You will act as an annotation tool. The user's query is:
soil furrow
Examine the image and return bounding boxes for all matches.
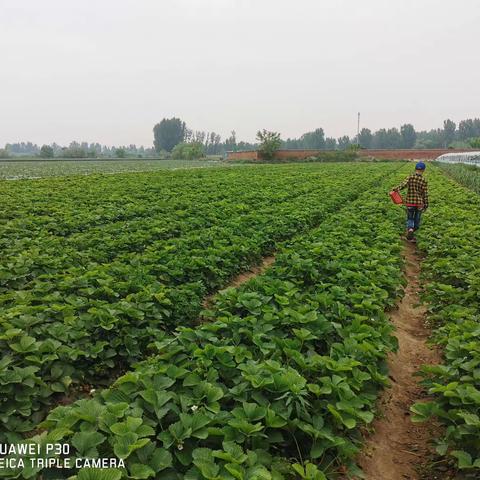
[355,241,441,480]
[202,256,276,309]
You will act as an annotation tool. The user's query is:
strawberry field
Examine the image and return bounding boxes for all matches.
[1,162,479,479]
[411,169,480,473]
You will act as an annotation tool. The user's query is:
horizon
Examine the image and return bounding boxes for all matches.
[3,116,479,150]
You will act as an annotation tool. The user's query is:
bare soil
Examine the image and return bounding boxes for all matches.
[355,241,441,480]
[202,256,275,309]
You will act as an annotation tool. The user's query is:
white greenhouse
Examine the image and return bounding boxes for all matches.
[436,151,480,165]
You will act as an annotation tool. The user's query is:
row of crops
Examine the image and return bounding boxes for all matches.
[0,164,402,442]
[0,160,223,180]
[411,169,480,472]
[0,163,410,479]
[3,161,479,479]
[436,161,480,195]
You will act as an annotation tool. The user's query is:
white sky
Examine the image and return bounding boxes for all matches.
[1,0,479,146]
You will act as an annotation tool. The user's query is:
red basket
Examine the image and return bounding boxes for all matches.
[389,190,403,205]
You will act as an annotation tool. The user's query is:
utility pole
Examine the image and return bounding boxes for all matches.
[357,112,360,147]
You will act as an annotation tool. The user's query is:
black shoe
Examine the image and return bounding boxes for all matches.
[406,229,414,240]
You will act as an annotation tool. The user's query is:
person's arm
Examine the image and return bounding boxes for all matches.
[393,176,409,191]
[423,179,429,210]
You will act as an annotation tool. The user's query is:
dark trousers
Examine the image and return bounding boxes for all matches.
[406,206,422,230]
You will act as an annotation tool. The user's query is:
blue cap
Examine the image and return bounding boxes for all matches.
[415,161,426,170]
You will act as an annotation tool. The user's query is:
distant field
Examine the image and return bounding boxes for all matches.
[0,158,224,179]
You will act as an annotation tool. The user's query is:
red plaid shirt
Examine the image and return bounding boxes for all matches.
[394,173,429,208]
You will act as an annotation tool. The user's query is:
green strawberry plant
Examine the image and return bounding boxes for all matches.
[9,166,411,479]
[411,167,480,472]
[0,163,402,439]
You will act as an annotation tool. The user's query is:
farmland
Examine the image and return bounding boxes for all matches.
[436,161,480,195]
[411,170,480,471]
[0,161,479,479]
[0,159,223,180]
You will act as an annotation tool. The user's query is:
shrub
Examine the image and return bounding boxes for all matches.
[256,130,281,160]
[63,147,87,158]
[39,145,54,158]
[171,142,205,160]
[115,148,127,158]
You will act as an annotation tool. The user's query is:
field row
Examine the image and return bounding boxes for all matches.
[1,166,380,276]
[435,162,480,195]
[411,167,480,472]
[0,163,402,442]
[0,159,223,180]
[3,165,410,479]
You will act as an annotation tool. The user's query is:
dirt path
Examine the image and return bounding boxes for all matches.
[356,241,441,480]
[203,256,275,309]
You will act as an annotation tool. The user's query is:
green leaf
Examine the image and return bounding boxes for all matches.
[458,412,480,426]
[310,442,324,459]
[113,433,149,459]
[410,402,436,422]
[192,448,220,479]
[225,463,245,480]
[149,447,173,472]
[451,450,473,469]
[76,469,122,480]
[129,463,156,479]
[342,417,356,429]
[72,431,105,456]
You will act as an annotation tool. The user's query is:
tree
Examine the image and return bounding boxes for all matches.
[474,118,480,137]
[63,147,86,158]
[205,132,222,155]
[358,128,373,149]
[153,118,186,152]
[325,137,337,150]
[415,129,443,148]
[115,148,126,158]
[442,119,456,147]
[301,128,325,150]
[469,137,480,148]
[0,148,9,159]
[237,140,256,151]
[39,145,54,158]
[386,128,403,149]
[5,142,38,155]
[282,137,300,149]
[224,131,237,152]
[458,119,475,140]
[171,142,205,160]
[400,124,416,148]
[337,135,351,150]
[256,129,281,160]
[190,131,206,144]
[372,129,388,148]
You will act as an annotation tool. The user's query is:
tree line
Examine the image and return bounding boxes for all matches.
[0,142,157,159]
[1,117,479,159]
[282,119,480,151]
[152,118,251,157]
[152,117,480,158]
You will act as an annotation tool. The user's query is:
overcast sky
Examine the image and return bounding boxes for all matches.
[1,0,479,147]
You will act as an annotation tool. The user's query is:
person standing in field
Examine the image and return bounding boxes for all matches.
[392,161,428,242]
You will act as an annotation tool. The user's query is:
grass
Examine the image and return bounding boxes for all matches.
[435,162,480,194]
